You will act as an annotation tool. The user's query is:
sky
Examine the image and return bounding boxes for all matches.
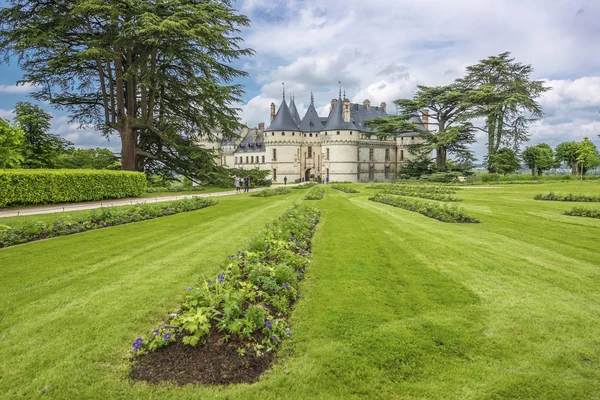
[0,0,599,161]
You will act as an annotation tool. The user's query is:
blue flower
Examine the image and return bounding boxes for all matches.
[265,319,272,328]
[153,330,159,336]
[164,333,172,340]
[284,283,290,291]
[207,280,214,285]
[187,287,192,291]
[218,273,225,283]
[271,335,277,341]
[132,337,143,351]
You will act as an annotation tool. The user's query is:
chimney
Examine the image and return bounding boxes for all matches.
[258,122,265,131]
[380,102,387,113]
[331,98,337,111]
[421,110,429,130]
[270,102,276,122]
[343,97,351,123]
[363,99,370,110]
[253,127,258,140]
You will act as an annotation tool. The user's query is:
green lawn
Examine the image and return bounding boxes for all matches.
[1,182,599,399]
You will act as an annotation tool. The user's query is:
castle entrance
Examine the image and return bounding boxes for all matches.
[305,168,312,181]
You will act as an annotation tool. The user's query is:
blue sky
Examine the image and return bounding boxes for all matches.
[1,0,599,159]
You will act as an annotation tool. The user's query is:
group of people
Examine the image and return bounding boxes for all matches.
[234,175,250,193]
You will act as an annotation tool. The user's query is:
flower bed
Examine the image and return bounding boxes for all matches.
[249,187,292,197]
[291,183,317,190]
[331,184,360,193]
[534,192,600,202]
[380,187,461,202]
[369,193,478,223]
[0,197,217,248]
[563,207,600,219]
[366,183,458,194]
[303,187,325,200]
[130,205,320,385]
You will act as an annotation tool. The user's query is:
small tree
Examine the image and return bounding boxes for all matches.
[555,141,579,175]
[576,138,600,178]
[0,118,25,168]
[522,143,555,176]
[487,147,520,175]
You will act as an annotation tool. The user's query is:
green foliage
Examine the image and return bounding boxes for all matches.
[0,169,147,207]
[331,184,360,193]
[487,148,521,175]
[576,138,600,177]
[564,206,600,219]
[211,168,271,188]
[397,155,434,179]
[0,118,25,168]
[250,187,292,197]
[303,187,325,200]
[56,148,119,170]
[370,193,478,223]
[0,197,217,248]
[291,183,317,190]
[380,186,461,202]
[522,143,556,175]
[133,205,320,356]
[555,141,580,174]
[535,192,600,202]
[420,171,464,183]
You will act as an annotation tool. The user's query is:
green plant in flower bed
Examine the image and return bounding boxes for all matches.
[563,207,600,219]
[146,186,207,193]
[250,187,292,197]
[303,187,325,200]
[0,197,217,248]
[380,187,461,202]
[131,205,320,357]
[291,182,317,190]
[366,183,459,194]
[534,192,600,202]
[369,193,478,223]
[331,184,360,193]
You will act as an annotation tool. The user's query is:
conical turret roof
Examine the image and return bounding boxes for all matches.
[266,98,300,131]
[299,94,323,132]
[289,96,301,126]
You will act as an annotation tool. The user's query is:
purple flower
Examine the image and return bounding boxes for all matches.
[153,330,160,336]
[284,283,290,291]
[164,333,172,340]
[285,327,291,337]
[218,273,225,283]
[132,337,143,351]
[207,280,214,285]
[187,287,192,291]
[271,335,277,341]
[265,319,272,329]
[296,293,300,300]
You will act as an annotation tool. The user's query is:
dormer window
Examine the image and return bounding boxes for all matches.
[292,132,295,136]
[337,131,340,135]
[282,132,285,136]
[272,132,275,136]
[310,133,313,137]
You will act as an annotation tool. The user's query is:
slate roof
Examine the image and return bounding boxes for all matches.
[289,97,302,126]
[265,99,300,131]
[236,128,265,153]
[299,97,324,132]
[349,103,388,133]
[322,96,357,131]
[396,114,427,136]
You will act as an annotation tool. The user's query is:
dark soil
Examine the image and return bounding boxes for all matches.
[129,331,274,386]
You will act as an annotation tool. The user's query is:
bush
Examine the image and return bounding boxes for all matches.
[303,187,324,200]
[0,169,147,207]
[0,197,217,248]
[250,187,291,197]
[146,185,206,194]
[369,193,478,223]
[564,207,600,219]
[380,186,461,202]
[291,183,317,190]
[534,192,600,202]
[331,184,360,193]
[131,205,320,357]
[420,171,463,183]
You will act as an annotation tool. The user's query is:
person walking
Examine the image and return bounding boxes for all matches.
[244,175,249,192]
[234,176,241,193]
[284,176,287,186]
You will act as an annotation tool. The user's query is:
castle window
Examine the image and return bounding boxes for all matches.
[325,132,327,135]
[350,131,352,135]
[326,148,330,160]
[411,136,414,140]
[368,165,375,181]
[272,149,277,161]
[262,155,265,163]
[385,149,390,162]
[310,133,313,137]
[337,131,340,135]
[292,132,295,136]
[400,137,404,141]
[272,132,275,136]
[400,150,404,160]
[308,146,313,158]
[273,169,277,181]
[282,132,285,136]
[246,156,249,163]
[251,156,254,163]
[369,148,374,161]
[316,133,319,137]
[385,166,390,179]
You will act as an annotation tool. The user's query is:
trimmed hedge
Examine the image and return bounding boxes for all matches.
[250,187,292,197]
[291,183,317,190]
[564,207,600,219]
[303,187,324,200]
[381,187,461,202]
[331,184,360,193]
[534,192,600,202]
[0,197,217,248]
[369,193,478,223]
[0,169,147,208]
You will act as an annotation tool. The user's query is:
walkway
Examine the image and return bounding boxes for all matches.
[0,185,297,218]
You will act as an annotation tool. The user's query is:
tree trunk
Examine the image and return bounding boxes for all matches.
[120,125,136,170]
[571,161,578,175]
[436,148,447,170]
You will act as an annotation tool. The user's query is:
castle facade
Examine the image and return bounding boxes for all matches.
[203,90,428,183]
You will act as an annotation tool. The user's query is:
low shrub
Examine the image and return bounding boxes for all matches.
[0,169,147,208]
[380,187,461,202]
[303,187,324,200]
[131,205,320,358]
[366,183,459,194]
[563,207,600,219]
[534,192,600,202]
[420,171,463,183]
[291,183,317,190]
[250,187,292,197]
[331,184,360,193]
[0,197,217,248]
[146,186,207,194]
[369,193,478,223]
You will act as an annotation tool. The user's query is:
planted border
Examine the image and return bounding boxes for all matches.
[381,187,461,202]
[369,193,478,223]
[0,197,217,248]
[130,205,320,385]
[331,184,360,194]
[303,187,324,200]
[250,187,292,197]
[366,183,459,194]
[291,183,317,190]
[535,192,600,202]
[563,207,600,219]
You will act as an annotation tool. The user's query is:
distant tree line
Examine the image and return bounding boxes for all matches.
[0,102,119,170]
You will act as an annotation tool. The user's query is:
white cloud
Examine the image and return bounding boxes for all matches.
[0,108,14,120]
[0,83,38,94]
